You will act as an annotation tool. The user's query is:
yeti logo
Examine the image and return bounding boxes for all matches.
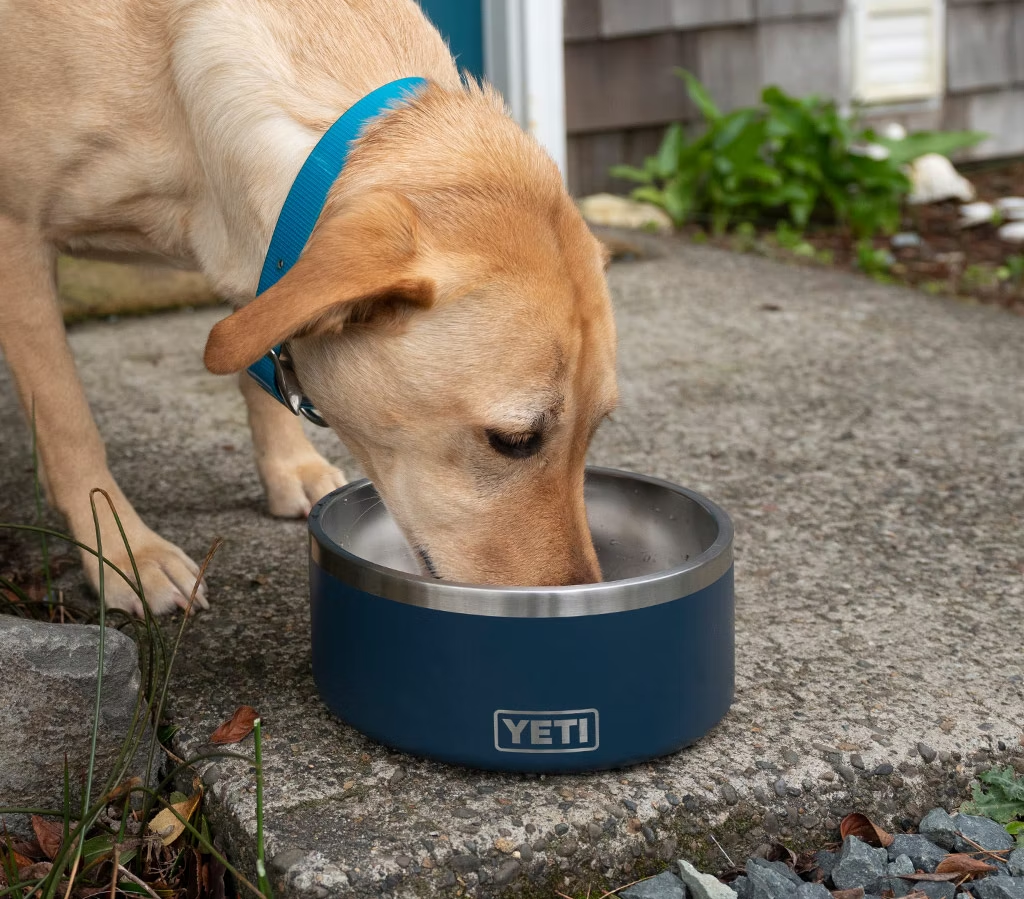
[493,709,599,753]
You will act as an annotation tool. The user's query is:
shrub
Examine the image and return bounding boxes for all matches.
[611,70,984,238]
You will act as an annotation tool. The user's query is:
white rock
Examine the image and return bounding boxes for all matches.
[881,122,907,141]
[578,193,673,234]
[908,153,976,204]
[997,221,1024,243]
[995,196,1024,220]
[677,859,737,899]
[958,201,995,228]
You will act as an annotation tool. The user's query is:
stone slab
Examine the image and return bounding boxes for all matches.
[1,237,1023,897]
[0,618,156,835]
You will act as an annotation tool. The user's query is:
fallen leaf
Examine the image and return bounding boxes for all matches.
[753,842,798,867]
[30,817,62,860]
[832,889,865,899]
[210,706,258,745]
[107,777,142,801]
[840,813,894,848]
[16,861,52,880]
[148,790,202,847]
[934,855,997,877]
[837,742,861,751]
[3,846,34,869]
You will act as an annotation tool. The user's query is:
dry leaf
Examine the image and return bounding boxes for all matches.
[30,817,62,860]
[148,790,202,847]
[17,861,52,880]
[3,846,34,869]
[934,855,997,877]
[840,812,894,848]
[107,777,142,801]
[837,742,861,751]
[832,889,865,899]
[210,706,258,745]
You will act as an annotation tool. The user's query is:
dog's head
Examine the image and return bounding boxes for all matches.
[204,90,617,586]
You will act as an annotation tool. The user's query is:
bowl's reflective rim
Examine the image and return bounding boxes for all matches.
[308,466,734,618]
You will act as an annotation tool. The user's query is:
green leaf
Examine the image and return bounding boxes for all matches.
[676,69,720,121]
[609,164,654,185]
[879,130,987,166]
[655,123,685,179]
[978,766,1024,801]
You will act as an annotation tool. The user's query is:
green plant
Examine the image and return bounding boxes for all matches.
[1001,254,1024,285]
[611,71,985,238]
[855,239,895,279]
[961,766,1024,835]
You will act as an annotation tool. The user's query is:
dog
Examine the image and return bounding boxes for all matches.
[0,0,618,616]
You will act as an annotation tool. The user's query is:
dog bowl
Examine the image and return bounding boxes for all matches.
[308,467,734,772]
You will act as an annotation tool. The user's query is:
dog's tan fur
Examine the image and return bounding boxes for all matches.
[0,0,617,613]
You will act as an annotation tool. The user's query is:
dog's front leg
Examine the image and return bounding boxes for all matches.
[238,373,347,517]
[0,217,207,616]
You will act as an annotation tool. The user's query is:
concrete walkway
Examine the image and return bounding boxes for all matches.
[1,238,1022,898]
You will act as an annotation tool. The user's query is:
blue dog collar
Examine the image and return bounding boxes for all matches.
[246,76,428,425]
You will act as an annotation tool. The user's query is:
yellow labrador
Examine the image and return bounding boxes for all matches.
[0,0,618,616]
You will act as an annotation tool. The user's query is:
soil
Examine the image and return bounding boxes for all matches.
[682,159,1024,314]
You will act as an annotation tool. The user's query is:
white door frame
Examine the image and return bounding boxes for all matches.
[483,0,567,181]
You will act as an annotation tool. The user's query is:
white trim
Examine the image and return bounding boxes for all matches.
[483,0,567,180]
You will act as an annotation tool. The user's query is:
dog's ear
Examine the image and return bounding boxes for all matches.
[203,192,434,374]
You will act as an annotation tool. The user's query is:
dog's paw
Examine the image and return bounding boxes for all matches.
[260,453,348,518]
[82,531,208,618]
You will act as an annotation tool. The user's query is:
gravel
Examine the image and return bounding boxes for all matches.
[973,878,1024,899]
[920,807,959,850]
[889,855,915,876]
[677,859,738,899]
[887,834,948,872]
[620,871,687,899]
[953,813,1017,852]
[915,882,956,899]
[1010,848,1024,877]
[831,836,889,891]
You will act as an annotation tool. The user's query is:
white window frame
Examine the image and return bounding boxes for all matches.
[483,0,567,180]
[848,0,946,105]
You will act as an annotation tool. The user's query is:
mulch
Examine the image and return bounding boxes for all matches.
[681,159,1024,315]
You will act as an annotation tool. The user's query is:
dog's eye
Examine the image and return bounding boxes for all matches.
[486,429,543,459]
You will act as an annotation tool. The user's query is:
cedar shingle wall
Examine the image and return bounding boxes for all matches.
[564,0,1024,196]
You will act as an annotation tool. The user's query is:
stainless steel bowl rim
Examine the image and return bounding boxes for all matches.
[308,466,734,618]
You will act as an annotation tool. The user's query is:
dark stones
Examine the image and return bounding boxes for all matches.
[796,885,831,899]
[493,860,520,886]
[889,855,914,877]
[449,855,480,874]
[887,834,946,873]
[721,785,739,805]
[873,763,894,776]
[739,857,803,899]
[953,814,1016,853]
[919,808,957,850]
[620,871,686,899]
[914,882,955,899]
[1009,848,1024,877]
[973,877,1024,899]
[555,823,570,836]
[831,836,889,891]
[916,742,937,763]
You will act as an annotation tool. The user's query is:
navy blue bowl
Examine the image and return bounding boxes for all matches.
[308,467,734,772]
